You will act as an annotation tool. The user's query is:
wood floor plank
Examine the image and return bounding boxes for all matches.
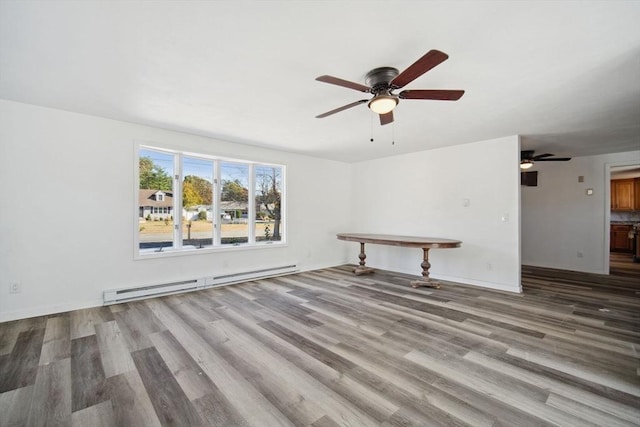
[70,400,115,427]
[27,358,71,427]
[545,392,638,427]
[70,334,108,412]
[148,329,217,401]
[69,307,113,340]
[39,315,70,366]
[106,370,161,427]
[0,317,46,356]
[191,392,250,427]
[259,320,357,373]
[94,320,135,378]
[112,304,166,352]
[310,414,341,427]
[131,346,204,426]
[0,385,34,427]
[0,328,45,393]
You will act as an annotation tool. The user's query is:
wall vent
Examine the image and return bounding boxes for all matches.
[103,264,298,305]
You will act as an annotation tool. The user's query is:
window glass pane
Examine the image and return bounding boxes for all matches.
[255,165,283,242]
[139,149,175,252]
[182,157,214,249]
[220,162,249,245]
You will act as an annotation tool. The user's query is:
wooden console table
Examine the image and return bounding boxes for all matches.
[337,233,462,288]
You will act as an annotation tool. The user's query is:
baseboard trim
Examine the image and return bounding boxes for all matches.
[431,273,522,293]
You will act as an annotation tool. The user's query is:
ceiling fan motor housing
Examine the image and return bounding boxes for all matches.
[365,67,399,94]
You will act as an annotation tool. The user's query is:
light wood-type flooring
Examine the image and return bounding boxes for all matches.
[1,265,639,426]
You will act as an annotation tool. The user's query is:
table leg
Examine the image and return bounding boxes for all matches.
[410,248,441,288]
[354,242,374,276]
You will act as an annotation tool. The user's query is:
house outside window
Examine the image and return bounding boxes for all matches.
[136,144,285,257]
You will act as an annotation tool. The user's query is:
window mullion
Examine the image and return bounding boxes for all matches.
[248,163,256,244]
[213,160,221,246]
[174,152,183,249]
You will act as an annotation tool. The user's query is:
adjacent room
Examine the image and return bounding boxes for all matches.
[1,1,639,426]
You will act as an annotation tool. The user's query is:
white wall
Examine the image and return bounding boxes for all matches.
[0,100,353,321]
[350,136,522,293]
[522,150,640,274]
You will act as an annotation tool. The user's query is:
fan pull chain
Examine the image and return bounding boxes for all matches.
[370,112,374,142]
[392,120,396,145]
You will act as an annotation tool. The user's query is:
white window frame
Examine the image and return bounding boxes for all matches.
[134,142,286,259]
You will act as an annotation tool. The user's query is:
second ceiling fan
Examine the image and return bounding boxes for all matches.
[315,49,465,126]
[520,150,571,169]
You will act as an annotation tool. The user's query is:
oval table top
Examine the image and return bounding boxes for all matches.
[336,233,461,249]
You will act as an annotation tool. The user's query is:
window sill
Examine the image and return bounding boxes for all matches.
[134,241,287,260]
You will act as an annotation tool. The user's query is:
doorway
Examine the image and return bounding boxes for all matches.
[606,163,640,277]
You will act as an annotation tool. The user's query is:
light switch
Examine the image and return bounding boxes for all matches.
[463,198,470,207]
[586,188,593,196]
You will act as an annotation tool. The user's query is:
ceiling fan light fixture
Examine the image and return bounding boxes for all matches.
[368,95,398,115]
[520,160,534,170]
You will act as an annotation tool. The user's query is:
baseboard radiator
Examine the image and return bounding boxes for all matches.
[103,264,298,305]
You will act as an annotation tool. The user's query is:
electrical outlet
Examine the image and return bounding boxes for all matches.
[486,263,493,271]
[577,251,584,258]
[9,282,21,294]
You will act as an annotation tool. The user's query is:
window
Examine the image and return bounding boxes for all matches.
[255,165,283,243]
[136,145,285,257]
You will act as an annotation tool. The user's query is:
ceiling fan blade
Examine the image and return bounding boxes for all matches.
[390,50,449,89]
[315,75,370,92]
[316,100,368,118]
[536,157,571,161]
[521,150,535,160]
[399,89,465,101]
[532,153,554,160]
[379,111,394,126]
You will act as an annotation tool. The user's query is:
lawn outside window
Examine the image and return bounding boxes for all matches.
[135,143,285,258]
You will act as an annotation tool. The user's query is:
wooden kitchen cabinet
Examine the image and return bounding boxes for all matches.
[635,178,640,210]
[611,179,635,211]
[610,224,633,252]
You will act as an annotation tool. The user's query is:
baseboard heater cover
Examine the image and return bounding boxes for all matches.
[207,264,298,286]
[103,279,202,305]
[103,264,298,305]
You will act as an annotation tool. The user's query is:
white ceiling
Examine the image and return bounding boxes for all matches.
[1,1,639,162]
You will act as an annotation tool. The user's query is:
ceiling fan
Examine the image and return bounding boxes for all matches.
[315,49,465,126]
[520,150,571,169]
